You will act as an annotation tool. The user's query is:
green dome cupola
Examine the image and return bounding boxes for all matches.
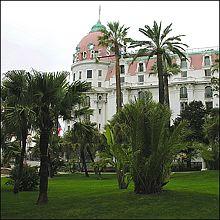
[90,5,105,33]
[90,20,105,33]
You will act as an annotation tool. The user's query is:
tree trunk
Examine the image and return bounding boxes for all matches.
[80,147,89,177]
[115,47,122,112]
[37,130,50,205]
[157,53,164,105]
[163,73,170,108]
[13,128,28,194]
[86,146,99,176]
[116,169,128,189]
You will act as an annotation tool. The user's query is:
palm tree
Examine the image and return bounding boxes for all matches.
[29,70,90,204]
[130,21,188,104]
[98,21,131,112]
[150,60,180,107]
[112,91,188,194]
[1,70,34,193]
[71,120,98,177]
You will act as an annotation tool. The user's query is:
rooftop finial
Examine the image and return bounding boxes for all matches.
[98,5,101,22]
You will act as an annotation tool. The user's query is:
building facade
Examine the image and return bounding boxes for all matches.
[63,20,219,133]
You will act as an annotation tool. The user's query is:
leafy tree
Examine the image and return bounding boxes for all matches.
[98,21,131,112]
[203,109,219,169]
[173,101,207,167]
[130,21,188,105]
[112,91,188,194]
[28,70,90,204]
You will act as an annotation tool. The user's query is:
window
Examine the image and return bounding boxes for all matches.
[98,70,102,77]
[204,56,210,66]
[205,69,211,77]
[73,73,76,81]
[180,58,187,69]
[138,75,144,83]
[120,77,125,83]
[87,70,92,78]
[120,65,125,74]
[180,86,188,98]
[181,71,187,77]
[98,124,101,130]
[138,91,145,100]
[99,109,101,114]
[205,86,213,98]
[180,102,188,112]
[205,101,213,110]
[138,63,144,72]
[98,95,102,101]
[98,82,102,87]
[79,71,82,79]
[83,96,90,107]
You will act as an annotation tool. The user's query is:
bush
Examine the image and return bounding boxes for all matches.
[59,160,77,173]
[6,165,39,191]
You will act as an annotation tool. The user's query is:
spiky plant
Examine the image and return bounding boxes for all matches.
[112,91,188,194]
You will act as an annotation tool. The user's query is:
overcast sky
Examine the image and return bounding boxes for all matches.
[1,1,219,74]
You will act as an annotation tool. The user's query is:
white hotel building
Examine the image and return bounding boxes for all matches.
[62,20,219,133]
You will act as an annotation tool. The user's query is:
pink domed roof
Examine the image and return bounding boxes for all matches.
[76,30,109,61]
[78,31,104,52]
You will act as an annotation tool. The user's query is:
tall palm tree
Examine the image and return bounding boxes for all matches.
[1,70,34,193]
[29,70,90,204]
[150,60,180,107]
[130,21,188,104]
[98,21,131,112]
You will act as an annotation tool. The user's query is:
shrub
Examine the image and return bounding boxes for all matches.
[6,165,39,191]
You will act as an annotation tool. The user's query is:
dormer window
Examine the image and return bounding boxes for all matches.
[204,56,211,66]
[138,63,144,72]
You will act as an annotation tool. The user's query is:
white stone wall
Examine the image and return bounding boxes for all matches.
[68,53,219,132]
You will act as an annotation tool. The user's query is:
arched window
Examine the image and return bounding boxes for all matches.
[138,91,145,100]
[205,86,213,98]
[180,86,187,98]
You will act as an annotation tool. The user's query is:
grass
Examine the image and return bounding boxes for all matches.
[1,170,219,219]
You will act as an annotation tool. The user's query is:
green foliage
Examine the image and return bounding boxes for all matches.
[6,165,39,191]
[112,91,188,194]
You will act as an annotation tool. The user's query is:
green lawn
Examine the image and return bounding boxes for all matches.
[1,171,219,219]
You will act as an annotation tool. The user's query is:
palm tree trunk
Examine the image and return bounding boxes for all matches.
[13,128,28,194]
[37,129,50,205]
[87,146,99,177]
[163,73,170,108]
[157,53,165,104]
[115,47,122,112]
[80,147,89,177]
